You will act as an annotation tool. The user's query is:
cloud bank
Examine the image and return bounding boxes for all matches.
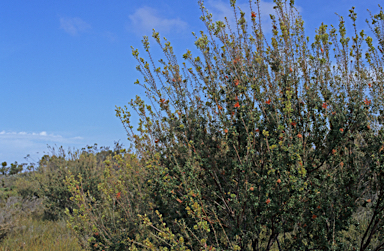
[0,130,84,165]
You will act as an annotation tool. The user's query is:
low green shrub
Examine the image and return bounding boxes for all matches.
[65,149,154,250]
[28,144,117,220]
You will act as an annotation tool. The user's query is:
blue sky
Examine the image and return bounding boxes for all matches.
[1,0,382,166]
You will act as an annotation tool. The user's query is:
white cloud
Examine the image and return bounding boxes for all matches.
[60,17,91,36]
[0,130,84,165]
[127,6,188,37]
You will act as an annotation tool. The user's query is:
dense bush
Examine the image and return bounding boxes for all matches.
[65,148,154,250]
[67,0,384,250]
[11,144,119,221]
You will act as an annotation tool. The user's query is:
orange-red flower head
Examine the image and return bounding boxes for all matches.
[235,79,239,86]
[266,99,271,105]
[116,192,121,200]
[251,12,256,18]
[297,134,303,138]
[266,198,271,204]
[322,103,327,109]
[224,129,228,133]
[364,98,371,106]
[340,128,344,132]
[277,179,281,183]
[234,102,240,108]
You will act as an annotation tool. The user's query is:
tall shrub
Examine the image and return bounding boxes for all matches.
[71,0,384,250]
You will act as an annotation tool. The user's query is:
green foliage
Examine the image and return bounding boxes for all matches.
[8,162,24,176]
[117,0,384,250]
[0,161,24,176]
[65,149,154,250]
[0,162,8,176]
[32,144,115,220]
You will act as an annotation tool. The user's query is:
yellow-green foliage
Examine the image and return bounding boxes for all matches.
[65,150,155,250]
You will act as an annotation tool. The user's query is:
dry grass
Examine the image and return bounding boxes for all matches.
[0,217,82,251]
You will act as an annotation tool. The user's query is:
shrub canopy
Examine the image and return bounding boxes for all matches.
[69,0,384,250]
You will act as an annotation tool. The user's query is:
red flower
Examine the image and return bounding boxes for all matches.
[340,162,344,167]
[155,139,159,143]
[297,134,303,138]
[367,199,372,203]
[266,198,271,204]
[224,129,228,133]
[289,67,293,72]
[218,105,223,110]
[368,83,372,88]
[340,128,344,132]
[251,12,256,18]
[116,192,121,200]
[176,198,183,203]
[312,214,317,219]
[332,149,337,155]
[235,79,239,86]
[291,122,297,127]
[364,98,371,105]
[255,129,260,132]
[277,179,281,183]
[250,187,254,191]
[266,99,271,105]
[322,103,327,109]
[321,48,324,53]
[234,102,240,108]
